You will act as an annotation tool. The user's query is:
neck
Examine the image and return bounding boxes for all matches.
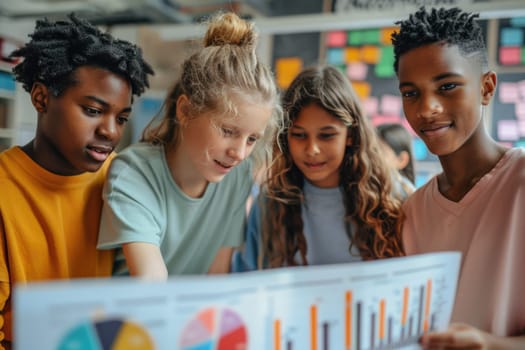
[165,142,208,198]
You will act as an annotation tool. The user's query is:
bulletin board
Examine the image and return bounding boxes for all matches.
[491,72,525,148]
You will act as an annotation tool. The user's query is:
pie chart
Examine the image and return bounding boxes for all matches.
[58,318,154,350]
[179,307,248,350]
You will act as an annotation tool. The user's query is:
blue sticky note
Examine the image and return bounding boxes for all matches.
[510,17,525,28]
[326,48,345,65]
[413,138,429,161]
[501,28,523,46]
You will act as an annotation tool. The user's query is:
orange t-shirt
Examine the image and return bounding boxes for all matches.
[0,147,114,348]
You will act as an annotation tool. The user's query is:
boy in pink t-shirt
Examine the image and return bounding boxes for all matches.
[392,6,525,349]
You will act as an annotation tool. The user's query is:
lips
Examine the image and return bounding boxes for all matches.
[420,123,453,137]
[86,145,113,162]
[304,161,326,169]
[215,160,234,169]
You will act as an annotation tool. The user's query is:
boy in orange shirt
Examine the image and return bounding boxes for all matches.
[0,14,153,349]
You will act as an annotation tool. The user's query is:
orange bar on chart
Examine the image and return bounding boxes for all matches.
[402,287,409,326]
[274,319,281,350]
[345,291,352,350]
[311,305,317,350]
[379,299,386,340]
[423,280,432,332]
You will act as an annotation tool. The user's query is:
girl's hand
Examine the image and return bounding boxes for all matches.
[420,323,488,349]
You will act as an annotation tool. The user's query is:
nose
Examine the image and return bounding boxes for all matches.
[305,139,320,156]
[227,140,248,161]
[417,93,443,119]
[96,115,120,141]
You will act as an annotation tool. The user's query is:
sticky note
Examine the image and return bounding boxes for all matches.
[351,81,371,99]
[362,96,378,116]
[362,29,380,45]
[371,115,402,126]
[327,31,347,47]
[275,57,303,90]
[360,45,380,64]
[510,17,525,27]
[327,48,345,64]
[497,119,519,141]
[501,28,524,46]
[346,62,368,80]
[499,82,519,103]
[519,120,525,136]
[344,47,360,63]
[381,94,403,116]
[499,47,521,65]
[348,31,364,46]
[381,27,397,45]
[375,62,395,78]
[515,102,525,119]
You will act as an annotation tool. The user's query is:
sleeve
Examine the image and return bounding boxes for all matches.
[0,215,10,350]
[97,156,163,249]
[231,197,263,272]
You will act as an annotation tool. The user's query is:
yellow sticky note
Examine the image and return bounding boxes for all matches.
[360,45,381,64]
[345,47,360,63]
[381,27,398,45]
[276,57,303,89]
[351,81,371,99]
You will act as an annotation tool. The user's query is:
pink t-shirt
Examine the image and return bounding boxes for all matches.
[403,147,525,336]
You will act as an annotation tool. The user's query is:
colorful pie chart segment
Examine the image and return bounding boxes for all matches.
[58,318,154,350]
[179,307,248,350]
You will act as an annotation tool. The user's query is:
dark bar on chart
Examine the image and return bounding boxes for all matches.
[408,315,413,338]
[371,312,376,350]
[430,313,436,332]
[323,322,329,350]
[418,285,424,335]
[388,317,392,345]
[356,302,362,350]
[287,340,292,350]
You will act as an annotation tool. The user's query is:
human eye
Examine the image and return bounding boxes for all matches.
[289,131,306,139]
[247,135,259,146]
[319,133,337,140]
[117,115,130,125]
[221,126,235,137]
[400,89,417,98]
[439,82,458,91]
[82,106,102,117]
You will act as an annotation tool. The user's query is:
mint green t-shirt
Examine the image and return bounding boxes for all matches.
[97,142,253,275]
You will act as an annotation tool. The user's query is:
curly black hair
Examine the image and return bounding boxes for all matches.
[391,7,487,73]
[10,13,154,97]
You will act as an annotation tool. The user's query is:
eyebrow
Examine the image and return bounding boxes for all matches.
[399,72,463,89]
[291,125,339,131]
[85,95,132,113]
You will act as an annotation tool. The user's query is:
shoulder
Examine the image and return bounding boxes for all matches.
[402,176,435,214]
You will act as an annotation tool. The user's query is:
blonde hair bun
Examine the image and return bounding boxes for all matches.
[204,12,256,49]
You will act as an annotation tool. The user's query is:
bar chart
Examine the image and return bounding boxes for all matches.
[268,263,454,350]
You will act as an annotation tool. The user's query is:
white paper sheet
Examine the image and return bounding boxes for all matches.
[14,251,461,350]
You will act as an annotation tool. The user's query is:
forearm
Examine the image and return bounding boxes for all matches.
[122,242,168,281]
[487,334,525,350]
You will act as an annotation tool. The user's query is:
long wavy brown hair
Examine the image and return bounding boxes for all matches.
[260,65,404,268]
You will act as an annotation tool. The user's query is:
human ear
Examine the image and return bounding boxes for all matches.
[30,82,49,113]
[175,94,191,127]
[396,150,410,170]
[481,71,497,106]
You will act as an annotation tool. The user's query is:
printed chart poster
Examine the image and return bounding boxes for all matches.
[15,252,460,350]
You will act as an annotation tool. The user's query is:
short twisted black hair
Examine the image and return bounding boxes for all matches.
[391,7,487,73]
[10,13,154,97]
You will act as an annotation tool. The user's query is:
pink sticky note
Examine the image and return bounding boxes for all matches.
[362,97,378,117]
[515,102,525,119]
[380,94,402,116]
[519,120,525,136]
[346,62,368,81]
[499,82,519,103]
[499,47,521,65]
[371,115,402,126]
[327,31,346,47]
[518,80,525,99]
[497,119,519,141]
